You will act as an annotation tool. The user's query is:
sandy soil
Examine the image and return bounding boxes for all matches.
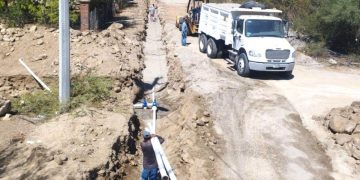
[0,0,147,179]
[0,109,130,179]
[264,65,360,179]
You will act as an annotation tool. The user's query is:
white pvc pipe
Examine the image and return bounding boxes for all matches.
[152,137,169,180]
[146,88,177,179]
[19,59,51,92]
[133,103,144,109]
[152,106,157,133]
[151,89,157,134]
[152,138,177,180]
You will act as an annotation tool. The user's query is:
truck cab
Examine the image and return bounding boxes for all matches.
[198,3,295,77]
[233,15,295,76]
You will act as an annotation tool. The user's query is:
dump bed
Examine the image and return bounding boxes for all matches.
[198,3,282,45]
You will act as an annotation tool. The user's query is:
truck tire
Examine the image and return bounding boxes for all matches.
[199,34,207,53]
[207,38,218,58]
[235,53,250,77]
[216,40,225,58]
[283,70,293,78]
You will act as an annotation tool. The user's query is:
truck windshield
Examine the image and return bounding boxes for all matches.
[245,19,284,37]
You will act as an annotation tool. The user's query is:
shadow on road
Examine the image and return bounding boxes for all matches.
[250,71,294,80]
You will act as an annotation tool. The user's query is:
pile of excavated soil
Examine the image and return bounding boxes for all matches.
[157,92,221,180]
[0,23,146,99]
[0,23,143,76]
[0,76,55,99]
[0,24,144,77]
[321,101,360,172]
[0,0,149,179]
[0,109,138,179]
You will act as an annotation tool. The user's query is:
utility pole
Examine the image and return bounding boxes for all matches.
[59,0,70,108]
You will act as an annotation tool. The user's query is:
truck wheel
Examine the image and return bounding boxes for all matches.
[283,70,293,78]
[216,41,225,58]
[199,34,207,53]
[235,53,250,77]
[207,38,218,58]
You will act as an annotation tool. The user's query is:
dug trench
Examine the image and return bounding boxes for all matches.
[122,1,221,178]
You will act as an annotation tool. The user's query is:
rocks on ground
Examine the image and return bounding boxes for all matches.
[0,109,135,179]
[322,101,360,163]
[0,97,11,117]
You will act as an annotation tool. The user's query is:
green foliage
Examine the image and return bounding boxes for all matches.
[12,76,112,117]
[303,42,327,57]
[314,0,360,53]
[0,0,78,27]
[70,76,112,108]
[13,89,59,117]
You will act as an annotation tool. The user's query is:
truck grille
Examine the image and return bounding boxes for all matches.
[266,49,290,59]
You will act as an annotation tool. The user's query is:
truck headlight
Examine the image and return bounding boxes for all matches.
[249,50,262,57]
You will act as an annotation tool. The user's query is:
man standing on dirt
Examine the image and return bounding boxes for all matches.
[141,130,165,180]
[181,16,188,46]
[149,4,156,22]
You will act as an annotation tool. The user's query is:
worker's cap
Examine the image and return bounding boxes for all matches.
[143,131,151,139]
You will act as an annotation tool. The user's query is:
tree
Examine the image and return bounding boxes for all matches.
[0,0,78,27]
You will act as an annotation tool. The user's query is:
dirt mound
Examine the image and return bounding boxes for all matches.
[322,102,360,164]
[0,0,148,179]
[0,108,139,179]
[157,92,220,179]
[0,23,144,77]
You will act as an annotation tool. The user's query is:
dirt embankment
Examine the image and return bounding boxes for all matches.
[0,109,136,179]
[0,0,149,179]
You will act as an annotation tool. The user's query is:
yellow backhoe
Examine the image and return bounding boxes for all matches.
[176,0,209,35]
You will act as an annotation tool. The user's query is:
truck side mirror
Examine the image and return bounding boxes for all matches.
[283,20,289,37]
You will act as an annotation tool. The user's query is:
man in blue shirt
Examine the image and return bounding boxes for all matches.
[181,17,188,46]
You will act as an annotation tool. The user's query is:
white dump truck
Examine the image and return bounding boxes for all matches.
[198,2,295,77]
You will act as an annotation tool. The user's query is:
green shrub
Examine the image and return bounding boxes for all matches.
[12,76,112,117]
[303,42,328,57]
[12,89,59,117]
[348,54,360,63]
[0,0,78,27]
[70,76,112,109]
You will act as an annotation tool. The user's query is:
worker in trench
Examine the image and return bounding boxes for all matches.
[148,3,157,22]
[141,130,165,180]
[181,16,189,46]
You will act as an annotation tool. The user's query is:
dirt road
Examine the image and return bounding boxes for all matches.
[158,0,360,179]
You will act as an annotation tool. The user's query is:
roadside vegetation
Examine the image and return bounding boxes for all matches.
[12,76,112,118]
[216,0,360,56]
[0,0,78,26]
